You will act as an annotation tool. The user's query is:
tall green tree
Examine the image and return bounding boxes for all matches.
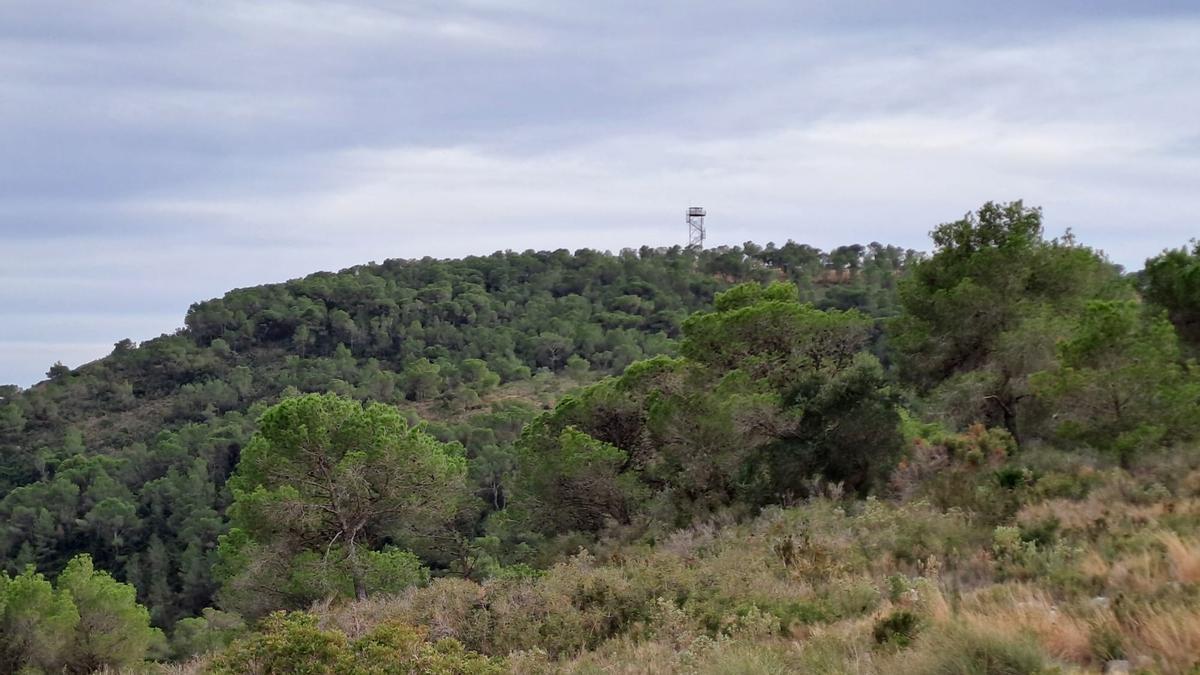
[1142,241,1200,351]
[1031,301,1200,463]
[58,554,162,672]
[0,387,25,436]
[218,394,467,615]
[0,565,78,672]
[890,201,1126,438]
[0,554,158,673]
[681,282,902,498]
[513,424,633,534]
[510,282,902,536]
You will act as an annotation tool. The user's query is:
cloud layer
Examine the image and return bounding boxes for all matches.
[2,1,1198,386]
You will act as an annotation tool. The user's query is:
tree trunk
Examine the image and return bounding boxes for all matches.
[346,533,368,601]
[985,391,1021,445]
[1001,398,1020,445]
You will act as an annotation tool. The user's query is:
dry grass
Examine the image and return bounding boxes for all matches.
[957,584,1093,664]
[1125,605,1200,674]
[1159,532,1200,584]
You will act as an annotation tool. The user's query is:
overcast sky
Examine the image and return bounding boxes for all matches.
[2,1,1198,387]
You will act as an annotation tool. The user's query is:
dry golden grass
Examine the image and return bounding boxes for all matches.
[1159,532,1200,584]
[957,584,1093,664]
[1018,496,1108,532]
[1181,468,1200,496]
[1078,549,1110,578]
[1107,549,1172,595]
[1126,605,1200,674]
[1019,489,1200,534]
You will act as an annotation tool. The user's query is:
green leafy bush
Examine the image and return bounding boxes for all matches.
[874,610,922,648]
[211,611,349,674]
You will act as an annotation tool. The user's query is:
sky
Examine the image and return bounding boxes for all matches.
[2,1,1198,388]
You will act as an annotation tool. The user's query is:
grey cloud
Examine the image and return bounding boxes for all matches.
[1,1,1198,386]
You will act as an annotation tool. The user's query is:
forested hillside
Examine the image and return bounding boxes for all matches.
[0,242,913,633]
[1,204,1198,673]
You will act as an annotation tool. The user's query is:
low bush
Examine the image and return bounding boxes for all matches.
[896,624,1048,675]
[873,610,922,648]
[211,611,503,675]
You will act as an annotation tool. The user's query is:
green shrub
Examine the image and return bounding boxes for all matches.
[994,466,1034,491]
[362,548,431,595]
[346,621,504,674]
[873,610,922,648]
[170,608,246,660]
[212,611,347,674]
[1018,517,1060,549]
[766,600,833,629]
[1033,470,1100,500]
[212,611,503,674]
[825,578,882,618]
[902,624,1048,675]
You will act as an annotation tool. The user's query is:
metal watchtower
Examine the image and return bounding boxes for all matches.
[687,206,706,248]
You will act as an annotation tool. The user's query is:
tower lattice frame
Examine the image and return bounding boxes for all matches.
[686,206,706,248]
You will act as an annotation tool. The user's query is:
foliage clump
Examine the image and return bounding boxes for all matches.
[218,393,464,616]
[0,553,162,673]
[212,611,504,674]
[873,609,922,647]
[508,281,903,539]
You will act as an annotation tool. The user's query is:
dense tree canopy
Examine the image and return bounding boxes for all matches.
[889,201,1128,438]
[0,553,159,673]
[1032,300,1200,462]
[218,394,466,615]
[508,282,903,540]
[1142,241,1200,352]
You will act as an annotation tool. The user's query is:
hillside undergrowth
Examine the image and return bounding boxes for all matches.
[185,441,1200,674]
